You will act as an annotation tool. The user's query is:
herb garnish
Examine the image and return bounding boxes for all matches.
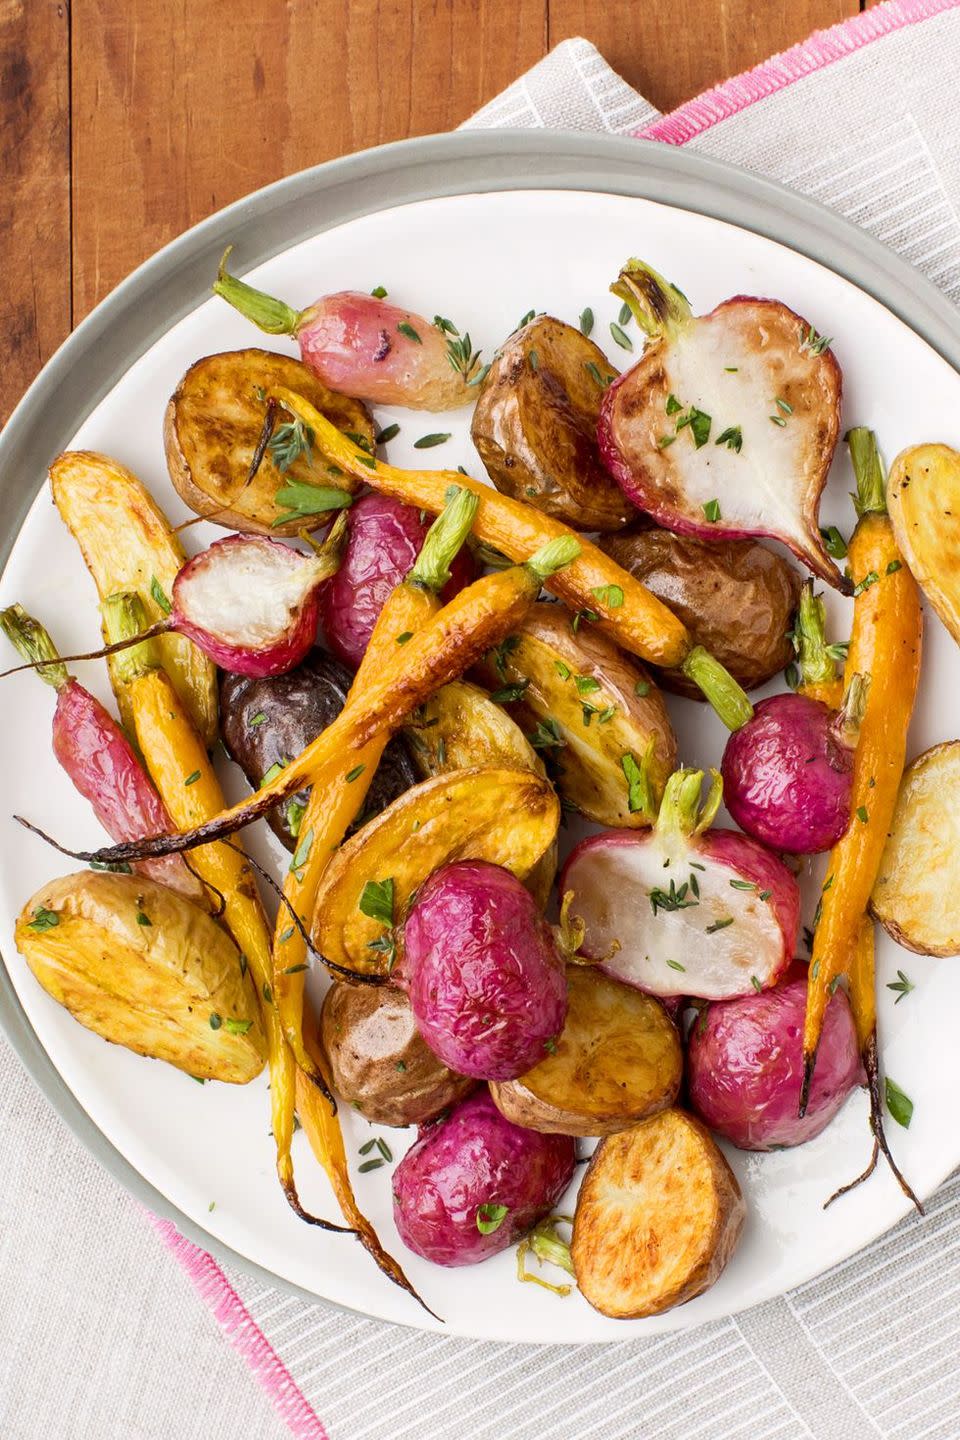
[574,675,601,696]
[657,435,676,449]
[591,584,624,609]
[853,571,880,596]
[677,407,711,447]
[884,1077,913,1129]
[887,969,914,1004]
[665,393,682,415]
[571,607,599,634]
[516,309,536,330]
[268,416,313,472]
[371,285,388,298]
[579,307,594,336]
[554,660,571,680]
[249,711,266,727]
[702,499,721,523]
[621,753,651,816]
[820,525,848,558]
[649,879,698,916]
[150,576,172,615]
[476,1203,508,1235]
[489,634,519,682]
[397,321,421,344]
[260,760,287,788]
[609,322,633,352]
[359,878,395,928]
[529,718,565,750]
[585,361,615,389]
[705,916,734,934]
[183,770,201,786]
[395,631,413,646]
[345,765,365,783]
[489,680,530,704]
[855,806,869,824]
[413,433,452,449]
[27,907,59,932]
[634,679,650,697]
[271,479,352,527]
[770,414,787,427]
[136,911,151,927]
[225,1017,254,1035]
[375,422,400,445]
[290,827,314,873]
[730,879,757,892]
[800,325,832,356]
[209,1013,222,1030]
[774,396,793,415]
[751,976,762,993]
[715,426,743,453]
[358,1158,384,1174]
[886,559,902,575]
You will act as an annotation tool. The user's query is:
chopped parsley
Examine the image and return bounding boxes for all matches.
[359,878,395,928]
[397,321,421,344]
[476,1203,508,1235]
[715,426,742,453]
[702,498,721,523]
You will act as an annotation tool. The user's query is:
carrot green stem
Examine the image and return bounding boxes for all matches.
[213,246,303,337]
[681,646,754,730]
[409,486,480,593]
[609,259,693,340]
[0,605,68,690]
[847,427,887,518]
[101,592,158,683]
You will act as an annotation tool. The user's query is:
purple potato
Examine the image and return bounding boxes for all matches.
[402,860,567,1081]
[392,1089,576,1266]
[319,493,475,669]
[721,693,853,855]
[687,961,864,1150]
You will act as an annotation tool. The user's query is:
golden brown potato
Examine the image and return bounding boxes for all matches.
[471,316,634,532]
[320,983,474,1126]
[599,528,802,697]
[311,766,560,974]
[50,451,219,745]
[476,603,676,826]
[871,741,960,955]
[887,444,960,648]
[164,349,371,536]
[15,872,265,1082]
[490,968,681,1135]
[571,1109,745,1319]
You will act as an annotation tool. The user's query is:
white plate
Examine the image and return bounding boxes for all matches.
[1,182,958,1343]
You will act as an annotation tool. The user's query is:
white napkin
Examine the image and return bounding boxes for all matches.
[5,9,960,1438]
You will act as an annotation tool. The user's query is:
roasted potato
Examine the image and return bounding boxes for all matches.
[471,316,634,532]
[220,650,417,850]
[320,982,474,1126]
[887,443,960,649]
[164,349,371,536]
[490,968,681,1136]
[15,872,265,1082]
[50,451,219,745]
[475,603,676,826]
[599,528,802,696]
[571,1110,745,1319]
[872,741,960,955]
[311,766,560,974]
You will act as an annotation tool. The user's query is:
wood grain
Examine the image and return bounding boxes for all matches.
[1,0,71,426]
[1,0,864,425]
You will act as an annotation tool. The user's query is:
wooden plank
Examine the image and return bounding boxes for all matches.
[69,0,546,320]
[548,0,861,115]
[0,0,71,425]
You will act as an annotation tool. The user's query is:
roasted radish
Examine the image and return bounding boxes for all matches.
[214,249,485,409]
[597,259,847,591]
[561,768,799,1000]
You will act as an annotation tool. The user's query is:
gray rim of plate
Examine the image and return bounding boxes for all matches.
[2,129,959,1334]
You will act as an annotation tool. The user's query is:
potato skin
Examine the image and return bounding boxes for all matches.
[599,528,802,696]
[164,348,371,536]
[571,1110,745,1319]
[489,967,682,1136]
[320,983,474,1126]
[471,317,634,532]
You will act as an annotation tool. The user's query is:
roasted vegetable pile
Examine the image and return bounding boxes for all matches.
[6,248,956,1325]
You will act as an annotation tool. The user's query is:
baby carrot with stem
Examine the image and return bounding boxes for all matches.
[266,386,753,730]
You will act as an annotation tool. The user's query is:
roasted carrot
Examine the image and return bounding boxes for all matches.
[41,534,584,866]
[801,430,922,1152]
[101,593,348,1231]
[272,488,479,1073]
[267,386,753,730]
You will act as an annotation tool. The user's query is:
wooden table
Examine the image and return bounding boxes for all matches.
[3,0,871,426]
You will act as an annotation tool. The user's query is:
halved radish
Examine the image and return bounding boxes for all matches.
[560,768,799,1000]
[597,259,847,592]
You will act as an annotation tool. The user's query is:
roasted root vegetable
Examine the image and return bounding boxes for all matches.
[886,443,960,647]
[219,650,417,851]
[312,768,560,977]
[599,528,802,696]
[687,961,862,1150]
[15,872,265,1082]
[475,603,676,827]
[872,741,960,956]
[571,1110,745,1319]
[470,315,633,531]
[49,450,218,745]
[259,388,754,728]
[320,983,474,1126]
[490,967,682,1135]
[214,249,485,408]
[597,259,846,591]
[164,348,371,535]
[0,605,204,904]
[391,1090,575,1267]
[319,492,475,669]
[562,768,799,1000]
[404,679,543,780]
[802,430,922,1118]
[403,860,568,1081]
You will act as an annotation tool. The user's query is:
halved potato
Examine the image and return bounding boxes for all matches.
[476,604,677,826]
[49,451,218,745]
[320,982,474,1126]
[15,871,265,1082]
[887,444,960,647]
[871,740,960,955]
[471,316,634,531]
[490,968,681,1135]
[311,766,560,974]
[571,1109,745,1319]
[164,349,371,536]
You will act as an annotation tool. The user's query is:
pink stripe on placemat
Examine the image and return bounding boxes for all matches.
[639,0,960,145]
[151,1216,329,1440]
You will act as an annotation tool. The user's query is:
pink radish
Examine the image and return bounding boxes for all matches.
[561,768,799,1001]
[213,250,486,410]
[597,259,848,592]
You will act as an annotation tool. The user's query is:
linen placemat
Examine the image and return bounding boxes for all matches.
[4,3,960,1436]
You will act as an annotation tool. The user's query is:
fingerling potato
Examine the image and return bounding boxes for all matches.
[490,967,681,1135]
[164,349,371,536]
[571,1109,745,1319]
[471,316,634,532]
